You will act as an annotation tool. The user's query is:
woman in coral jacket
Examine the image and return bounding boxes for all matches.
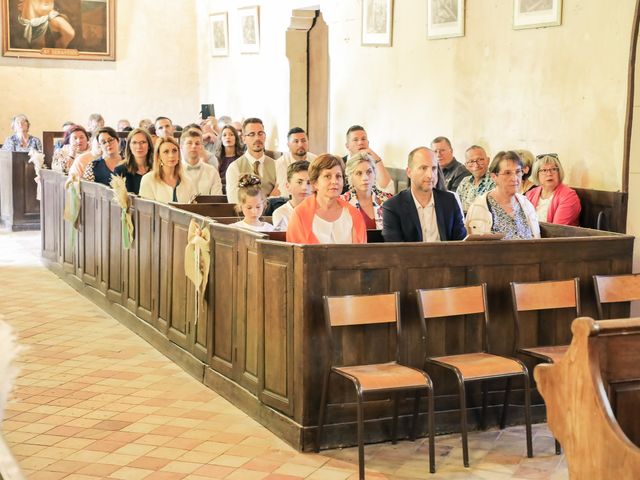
[525,154,581,226]
[286,154,366,244]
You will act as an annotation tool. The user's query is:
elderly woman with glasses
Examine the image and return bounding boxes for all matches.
[525,154,581,226]
[465,150,540,239]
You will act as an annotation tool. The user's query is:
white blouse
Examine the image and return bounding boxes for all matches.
[312,207,353,244]
[231,220,275,232]
[138,174,196,203]
[535,194,554,222]
[272,202,295,231]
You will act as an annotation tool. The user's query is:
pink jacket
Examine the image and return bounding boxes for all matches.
[525,183,581,226]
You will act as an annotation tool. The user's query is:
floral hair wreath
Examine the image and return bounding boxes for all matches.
[238,174,261,188]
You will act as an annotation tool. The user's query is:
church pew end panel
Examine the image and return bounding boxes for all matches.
[534,317,640,478]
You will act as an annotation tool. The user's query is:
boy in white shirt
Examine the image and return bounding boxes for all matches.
[272,160,312,230]
[180,129,222,195]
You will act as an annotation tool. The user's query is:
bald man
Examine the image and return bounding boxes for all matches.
[382,147,466,242]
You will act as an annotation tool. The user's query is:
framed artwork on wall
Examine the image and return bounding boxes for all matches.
[513,0,562,29]
[427,0,465,39]
[1,0,116,60]
[238,6,260,54]
[361,0,394,47]
[209,12,228,56]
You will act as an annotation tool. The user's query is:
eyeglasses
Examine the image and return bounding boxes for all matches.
[497,169,523,177]
[465,159,487,165]
[244,131,266,138]
[536,153,558,161]
[99,137,117,147]
[539,167,559,174]
[130,140,147,146]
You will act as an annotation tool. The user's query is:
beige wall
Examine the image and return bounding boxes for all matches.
[0,0,200,140]
[198,0,634,191]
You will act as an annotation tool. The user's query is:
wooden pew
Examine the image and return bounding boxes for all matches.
[573,187,628,233]
[0,151,40,230]
[38,169,635,451]
[534,317,640,478]
[194,195,227,203]
[170,202,237,218]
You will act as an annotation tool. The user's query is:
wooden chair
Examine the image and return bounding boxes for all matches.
[510,277,580,454]
[593,273,640,319]
[316,292,435,479]
[416,284,533,468]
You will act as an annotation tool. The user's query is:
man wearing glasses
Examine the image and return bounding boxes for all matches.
[431,136,471,192]
[455,145,495,213]
[225,118,277,203]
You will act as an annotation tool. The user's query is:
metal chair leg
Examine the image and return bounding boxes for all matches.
[500,377,512,429]
[428,385,436,474]
[392,392,399,445]
[315,369,331,453]
[481,381,488,430]
[458,380,470,468]
[357,393,365,480]
[411,389,420,441]
[523,373,533,458]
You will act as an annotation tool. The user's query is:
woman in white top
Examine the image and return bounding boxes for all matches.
[466,151,540,239]
[139,136,196,203]
[286,154,367,244]
[231,174,274,232]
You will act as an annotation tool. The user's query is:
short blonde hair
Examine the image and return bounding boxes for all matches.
[531,154,565,185]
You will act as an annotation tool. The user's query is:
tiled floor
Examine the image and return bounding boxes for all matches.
[0,230,568,479]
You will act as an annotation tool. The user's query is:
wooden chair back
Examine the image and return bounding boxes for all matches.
[416,284,489,356]
[534,317,640,478]
[593,273,640,319]
[510,278,580,351]
[170,202,237,217]
[323,293,401,367]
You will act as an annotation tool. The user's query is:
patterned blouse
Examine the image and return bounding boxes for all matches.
[456,174,495,213]
[51,145,88,174]
[1,134,43,153]
[487,194,534,240]
[341,186,392,229]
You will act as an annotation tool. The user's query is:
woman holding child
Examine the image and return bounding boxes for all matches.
[139,136,196,203]
[286,154,367,244]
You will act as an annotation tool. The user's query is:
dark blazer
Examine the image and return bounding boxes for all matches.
[382,189,466,242]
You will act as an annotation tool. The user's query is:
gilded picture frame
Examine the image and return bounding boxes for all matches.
[2,0,116,61]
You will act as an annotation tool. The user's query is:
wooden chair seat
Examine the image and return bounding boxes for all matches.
[519,345,568,364]
[334,362,431,392]
[432,353,525,380]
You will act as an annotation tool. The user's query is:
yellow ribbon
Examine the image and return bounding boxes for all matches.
[184,219,210,327]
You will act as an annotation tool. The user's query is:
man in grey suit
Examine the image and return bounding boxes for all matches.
[382,147,466,242]
[225,117,278,203]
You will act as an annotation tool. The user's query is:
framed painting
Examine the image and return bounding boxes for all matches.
[238,6,259,54]
[427,0,465,40]
[513,0,562,29]
[1,0,116,60]
[209,12,228,56]
[361,0,394,47]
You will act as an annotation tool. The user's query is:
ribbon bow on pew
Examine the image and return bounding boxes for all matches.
[63,173,81,251]
[184,220,211,327]
[28,149,46,201]
[110,176,134,249]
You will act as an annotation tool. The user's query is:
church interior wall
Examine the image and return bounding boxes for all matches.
[198,0,634,192]
[0,0,200,138]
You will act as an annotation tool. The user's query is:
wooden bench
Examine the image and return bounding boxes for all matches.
[0,151,40,230]
[573,187,628,233]
[170,202,237,218]
[534,317,640,478]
